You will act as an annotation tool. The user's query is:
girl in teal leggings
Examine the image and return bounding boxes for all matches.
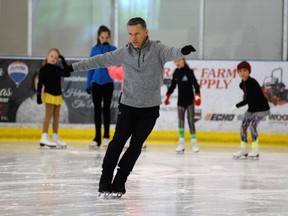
[164,58,201,153]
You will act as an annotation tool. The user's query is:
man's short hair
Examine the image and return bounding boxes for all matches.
[127,17,147,29]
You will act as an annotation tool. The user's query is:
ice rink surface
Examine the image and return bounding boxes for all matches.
[0,141,288,216]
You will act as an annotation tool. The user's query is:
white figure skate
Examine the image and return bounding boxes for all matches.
[248,148,259,160]
[191,139,199,153]
[40,133,56,148]
[176,138,185,153]
[142,143,147,150]
[52,134,67,149]
[233,148,248,159]
[102,138,109,147]
[89,141,99,149]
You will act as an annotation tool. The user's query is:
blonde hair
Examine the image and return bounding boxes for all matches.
[43,48,60,65]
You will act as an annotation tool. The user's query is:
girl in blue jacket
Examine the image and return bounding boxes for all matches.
[87,25,117,149]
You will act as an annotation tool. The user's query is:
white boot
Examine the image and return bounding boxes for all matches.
[248,148,259,160]
[40,133,56,148]
[233,141,248,159]
[191,139,199,153]
[103,138,109,147]
[176,138,185,153]
[52,133,67,149]
[89,141,99,149]
[248,139,259,159]
[233,148,248,159]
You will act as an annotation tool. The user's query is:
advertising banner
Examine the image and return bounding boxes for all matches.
[1,58,287,133]
[0,58,121,124]
[157,60,288,133]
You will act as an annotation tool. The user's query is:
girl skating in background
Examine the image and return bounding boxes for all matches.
[164,58,201,153]
[232,61,270,159]
[37,48,70,148]
[86,25,117,149]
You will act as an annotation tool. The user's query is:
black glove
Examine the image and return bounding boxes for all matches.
[59,55,65,61]
[61,65,73,77]
[181,45,196,55]
[59,54,68,67]
[86,88,91,95]
[36,93,42,105]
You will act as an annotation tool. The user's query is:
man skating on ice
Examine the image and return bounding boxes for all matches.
[62,17,196,196]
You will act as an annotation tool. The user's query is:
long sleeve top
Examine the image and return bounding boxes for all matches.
[167,65,200,106]
[236,76,270,112]
[86,43,117,89]
[37,58,67,96]
[72,38,186,108]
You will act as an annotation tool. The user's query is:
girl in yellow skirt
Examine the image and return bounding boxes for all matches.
[37,48,70,148]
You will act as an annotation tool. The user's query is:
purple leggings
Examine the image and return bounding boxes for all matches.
[240,115,263,142]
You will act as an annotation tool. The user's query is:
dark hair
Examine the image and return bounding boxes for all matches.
[97,25,111,45]
[183,59,190,68]
[237,61,251,74]
[127,17,147,29]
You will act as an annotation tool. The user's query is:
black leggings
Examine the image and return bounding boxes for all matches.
[91,82,114,145]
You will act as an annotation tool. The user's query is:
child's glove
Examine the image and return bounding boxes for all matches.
[164,94,171,105]
[59,54,68,68]
[59,55,65,61]
[181,45,196,55]
[194,93,201,106]
[36,93,42,105]
[61,65,74,77]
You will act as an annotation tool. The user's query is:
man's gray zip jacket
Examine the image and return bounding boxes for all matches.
[72,39,186,108]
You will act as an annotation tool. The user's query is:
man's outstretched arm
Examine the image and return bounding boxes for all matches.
[61,48,122,75]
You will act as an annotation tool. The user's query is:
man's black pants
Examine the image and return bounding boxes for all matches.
[101,103,159,183]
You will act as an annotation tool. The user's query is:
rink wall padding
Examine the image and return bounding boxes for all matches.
[1,58,288,134]
[0,127,287,146]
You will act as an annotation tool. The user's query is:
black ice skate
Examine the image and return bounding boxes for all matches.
[98,182,112,197]
[112,172,127,198]
[112,186,125,198]
[98,186,112,197]
[98,174,113,197]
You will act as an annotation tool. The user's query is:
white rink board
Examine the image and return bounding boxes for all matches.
[156,60,288,133]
